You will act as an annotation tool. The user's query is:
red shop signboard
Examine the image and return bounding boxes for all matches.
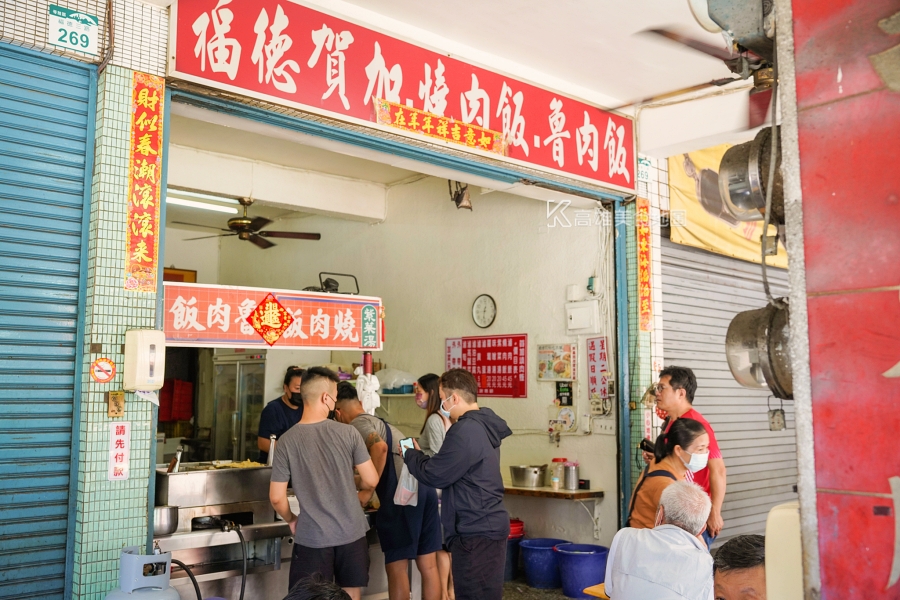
[164,282,383,350]
[170,0,635,192]
[446,334,527,398]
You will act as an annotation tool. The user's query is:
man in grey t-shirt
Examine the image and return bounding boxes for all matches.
[335,383,443,600]
[270,367,379,600]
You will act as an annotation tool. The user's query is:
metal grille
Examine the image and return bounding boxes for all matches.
[0,43,93,598]
[661,238,797,545]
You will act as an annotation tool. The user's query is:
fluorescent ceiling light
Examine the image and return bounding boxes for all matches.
[166,188,241,204]
[166,197,238,213]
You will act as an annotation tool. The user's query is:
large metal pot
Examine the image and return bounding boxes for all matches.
[153,505,179,536]
[510,465,548,488]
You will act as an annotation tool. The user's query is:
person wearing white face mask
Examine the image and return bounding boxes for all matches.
[402,369,512,600]
[627,418,710,530]
[655,366,726,549]
[414,373,455,600]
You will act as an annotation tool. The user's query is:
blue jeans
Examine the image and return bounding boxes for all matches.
[702,528,716,550]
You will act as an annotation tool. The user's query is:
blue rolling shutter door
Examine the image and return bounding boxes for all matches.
[0,45,93,598]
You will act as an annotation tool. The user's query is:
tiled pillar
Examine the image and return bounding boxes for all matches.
[70,65,157,598]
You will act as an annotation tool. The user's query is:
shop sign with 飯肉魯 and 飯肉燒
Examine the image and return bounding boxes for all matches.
[169,0,635,192]
[164,282,383,350]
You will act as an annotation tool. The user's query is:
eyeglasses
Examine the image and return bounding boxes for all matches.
[654,383,668,393]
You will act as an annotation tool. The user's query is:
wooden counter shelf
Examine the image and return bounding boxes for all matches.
[504,485,604,500]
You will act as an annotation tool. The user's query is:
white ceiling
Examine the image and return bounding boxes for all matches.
[165,197,307,233]
[334,0,732,105]
[169,115,418,185]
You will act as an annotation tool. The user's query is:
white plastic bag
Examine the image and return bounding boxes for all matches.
[393,464,419,506]
[374,368,415,390]
[353,367,381,415]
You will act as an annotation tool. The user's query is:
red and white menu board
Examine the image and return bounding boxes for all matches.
[586,336,611,399]
[109,422,131,481]
[170,0,635,192]
[446,334,527,398]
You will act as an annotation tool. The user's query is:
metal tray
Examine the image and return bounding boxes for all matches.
[156,462,273,508]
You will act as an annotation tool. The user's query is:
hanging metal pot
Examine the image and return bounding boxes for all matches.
[725,300,793,399]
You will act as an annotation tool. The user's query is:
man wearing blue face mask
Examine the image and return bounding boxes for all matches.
[402,369,512,600]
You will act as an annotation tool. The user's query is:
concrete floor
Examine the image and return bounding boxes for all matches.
[502,578,570,599]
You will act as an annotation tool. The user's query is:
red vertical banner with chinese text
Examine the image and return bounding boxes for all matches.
[124,72,165,292]
[636,197,652,332]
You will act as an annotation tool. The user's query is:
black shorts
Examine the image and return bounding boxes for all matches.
[381,485,443,564]
[289,536,369,590]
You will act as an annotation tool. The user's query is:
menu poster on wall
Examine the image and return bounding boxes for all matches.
[537,343,576,381]
[445,334,527,398]
[108,422,131,481]
[586,336,611,399]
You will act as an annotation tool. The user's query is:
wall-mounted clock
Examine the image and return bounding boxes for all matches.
[472,294,497,328]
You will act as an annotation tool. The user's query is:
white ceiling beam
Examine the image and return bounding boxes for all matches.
[167,145,388,222]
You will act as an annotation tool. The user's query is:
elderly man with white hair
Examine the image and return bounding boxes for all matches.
[604,481,714,600]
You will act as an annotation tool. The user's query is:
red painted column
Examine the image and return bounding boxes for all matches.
[790,0,900,596]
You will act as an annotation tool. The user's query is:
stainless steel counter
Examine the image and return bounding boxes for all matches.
[153,463,388,599]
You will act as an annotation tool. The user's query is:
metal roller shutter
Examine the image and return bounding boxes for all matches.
[661,238,797,544]
[0,44,94,598]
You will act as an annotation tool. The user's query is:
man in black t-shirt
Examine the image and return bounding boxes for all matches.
[258,367,304,463]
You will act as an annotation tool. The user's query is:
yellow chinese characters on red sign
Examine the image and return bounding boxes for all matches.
[247,293,294,346]
[375,99,507,156]
[124,72,165,292]
[636,197,652,332]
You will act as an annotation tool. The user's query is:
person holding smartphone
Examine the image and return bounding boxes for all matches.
[333,382,442,600]
[414,373,454,600]
[402,369,512,600]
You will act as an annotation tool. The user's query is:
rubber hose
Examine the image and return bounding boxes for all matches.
[236,528,247,600]
[170,558,202,600]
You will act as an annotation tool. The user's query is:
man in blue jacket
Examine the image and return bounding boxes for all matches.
[403,369,512,600]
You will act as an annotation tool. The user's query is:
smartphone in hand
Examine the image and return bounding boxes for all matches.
[399,437,415,457]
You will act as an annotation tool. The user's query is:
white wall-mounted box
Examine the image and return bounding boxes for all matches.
[566,299,601,335]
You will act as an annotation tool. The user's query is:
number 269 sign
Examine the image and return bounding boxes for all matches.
[47,5,99,56]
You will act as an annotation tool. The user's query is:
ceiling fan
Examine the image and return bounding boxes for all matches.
[612,0,776,130]
[176,197,321,249]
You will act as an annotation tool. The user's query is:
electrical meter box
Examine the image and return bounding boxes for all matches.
[566,299,601,335]
[123,330,166,391]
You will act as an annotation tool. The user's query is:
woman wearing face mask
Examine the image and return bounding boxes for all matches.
[626,418,709,529]
[415,373,455,600]
[417,374,451,457]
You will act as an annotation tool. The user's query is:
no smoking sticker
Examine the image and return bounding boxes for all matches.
[90,357,116,384]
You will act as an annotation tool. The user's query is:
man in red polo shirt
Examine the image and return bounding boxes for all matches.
[655,366,726,548]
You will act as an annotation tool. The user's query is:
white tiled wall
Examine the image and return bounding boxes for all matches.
[0,0,167,75]
[109,0,167,76]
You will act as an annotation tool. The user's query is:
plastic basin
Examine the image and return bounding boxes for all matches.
[554,543,610,599]
[519,538,570,588]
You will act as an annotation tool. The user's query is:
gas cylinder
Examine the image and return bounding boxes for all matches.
[105,546,180,600]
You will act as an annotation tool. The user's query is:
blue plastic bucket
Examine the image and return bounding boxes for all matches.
[519,538,570,588]
[554,543,610,599]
